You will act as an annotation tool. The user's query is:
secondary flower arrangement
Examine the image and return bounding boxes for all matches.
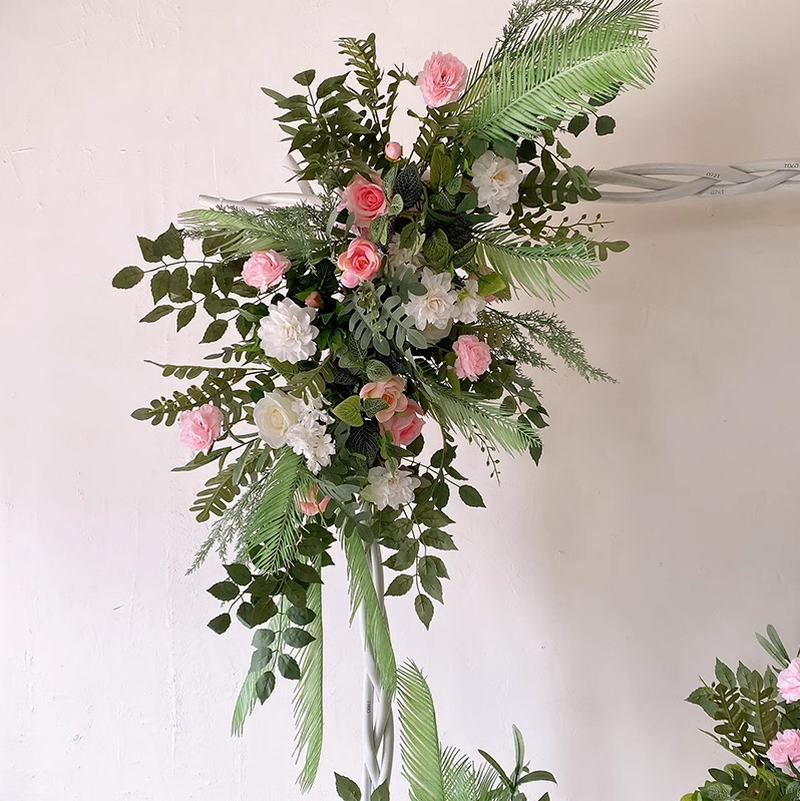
[684,627,800,801]
[114,0,657,797]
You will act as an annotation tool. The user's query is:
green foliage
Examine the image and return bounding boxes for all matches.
[397,662,445,801]
[293,563,324,791]
[343,534,397,695]
[459,0,657,140]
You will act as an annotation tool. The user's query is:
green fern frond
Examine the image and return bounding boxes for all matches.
[441,746,479,801]
[397,662,446,801]
[244,448,310,574]
[293,563,324,791]
[342,535,397,696]
[480,308,613,382]
[179,204,328,261]
[417,375,541,456]
[460,0,657,140]
[474,227,599,301]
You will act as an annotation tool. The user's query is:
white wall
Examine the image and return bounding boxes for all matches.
[3,1,800,799]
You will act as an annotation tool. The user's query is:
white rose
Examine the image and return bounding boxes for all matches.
[253,391,298,448]
[471,151,523,215]
[362,465,420,511]
[259,298,319,364]
[404,268,458,331]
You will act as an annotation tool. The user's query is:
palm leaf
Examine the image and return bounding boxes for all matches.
[244,448,309,574]
[397,662,446,801]
[342,534,397,696]
[293,561,324,791]
[459,0,657,140]
[441,745,481,801]
[417,375,541,456]
[475,232,599,301]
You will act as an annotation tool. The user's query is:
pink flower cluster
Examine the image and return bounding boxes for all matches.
[768,729,800,774]
[778,658,800,703]
[338,237,381,288]
[241,249,290,292]
[341,173,388,228]
[453,335,492,381]
[360,376,425,446]
[417,51,468,108]
[179,404,223,453]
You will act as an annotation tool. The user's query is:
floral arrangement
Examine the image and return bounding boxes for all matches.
[114,0,657,797]
[684,627,800,801]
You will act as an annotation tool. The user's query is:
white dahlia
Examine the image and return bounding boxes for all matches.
[258,298,319,364]
[471,151,523,215]
[362,465,420,511]
[404,268,458,331]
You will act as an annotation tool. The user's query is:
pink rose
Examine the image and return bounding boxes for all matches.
[380,399,425,447]
[385,141,402,161]
[298,487,330,516]
[338,238,382,288]
[417,51,468,108]
[767,730,800,774]
[179,404,223,453]
[453,335,492,382]
[242,250,291,292]
[778,658,800,703]
[360,376,408,423]
[341,174,388,228]
[305,291,322,309]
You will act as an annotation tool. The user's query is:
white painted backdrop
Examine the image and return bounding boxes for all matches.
[2,1,800,799]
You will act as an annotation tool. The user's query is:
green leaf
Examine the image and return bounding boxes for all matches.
[293,566,324,790]
[567,113,590,136]
[715,659,737,689]
[430,145,452,189]
[362,398,390,418]
[595,114,616,136]
[293,69,316,86]
[332,395,364,427]
[256,671,276,702]
[335,773,362,801]
[420,530,457,551]
[385,575,414,597]
[365,360,392,381]
[279,653,302,680]
[371,781,389,801]
[155,223,184,259]
[287,606,316,626]
[225,563,252,586]
[137,235,161,263]
[343,535,397,695]
[414,594,434,629]
[284,627,315,649]
[397,662,444,801]
[201,319,228,343]
[251,599,278,625]
[290,563,323,585]
[207,613,231,634]
[369,215,389,246]
[112,265,144,289]
[176,304,196,331]
[139,304,174,323]
[150,269,170,302]
[458,485,485,508]
[207,580,239,601]
[388,193,404,216]
[252,629,276,649]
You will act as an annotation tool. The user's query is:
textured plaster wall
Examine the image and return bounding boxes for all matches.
[2,1,800,799]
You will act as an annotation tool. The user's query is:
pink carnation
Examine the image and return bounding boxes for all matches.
[380,399,425,447]
[360,376,408,423]
[179,404,223,454]
[338,238,382,289]
[767,729,800,774]
[298,487,330,516]
[341,173,388,228]
[778,658,800,703]
[242,250,291,292]
[417,51,468,108]
[453,335,492,382]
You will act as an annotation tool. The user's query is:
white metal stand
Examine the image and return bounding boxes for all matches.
[199,155,799,795]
